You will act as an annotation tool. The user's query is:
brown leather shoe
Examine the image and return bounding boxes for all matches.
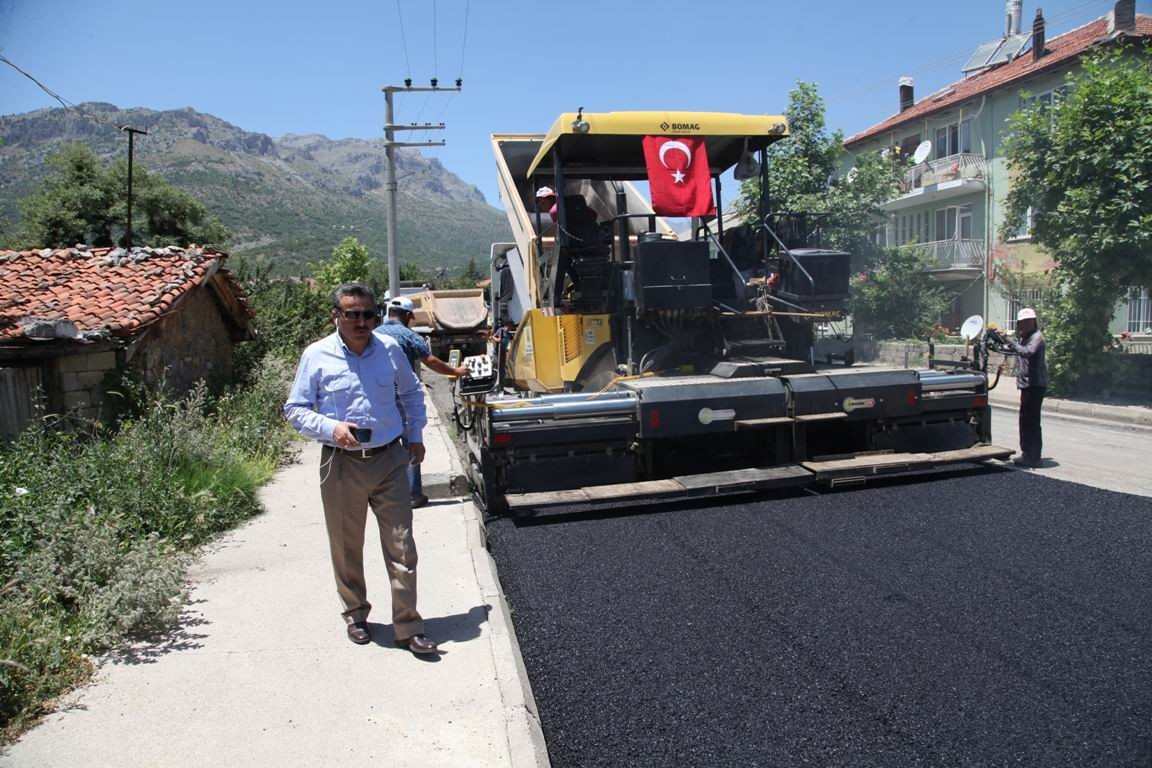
[395,633,439,655]
[347,621,371,645]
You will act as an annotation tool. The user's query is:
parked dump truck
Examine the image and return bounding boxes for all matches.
[454,111,1012,514]
[390,282,489,358]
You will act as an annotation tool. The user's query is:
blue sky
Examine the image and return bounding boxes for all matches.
[2,0,1149,207]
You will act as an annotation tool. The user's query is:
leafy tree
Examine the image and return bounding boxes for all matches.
[18,143,228,249]
[400,261,431,283]
[240,236,379,383]
[311,236,373,290]
[1001,47,1152,391]
[123,169,230,247]
[737,81,901,268]
[738,81,841,213]
[232,262,330,382]
[850,247,948,340]
[18,143,113,247]
[739,82,928,336]
[460,256,483,286]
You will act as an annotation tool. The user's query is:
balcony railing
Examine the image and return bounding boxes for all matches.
[900,153,987,193]
[901,238,985,271]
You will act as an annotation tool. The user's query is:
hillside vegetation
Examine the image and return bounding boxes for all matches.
[0,103,509,273]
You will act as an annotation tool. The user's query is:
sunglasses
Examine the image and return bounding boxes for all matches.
[337,310,378,321]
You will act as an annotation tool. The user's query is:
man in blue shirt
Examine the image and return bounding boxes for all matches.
[375,296,467,508]
[284,283,437,654]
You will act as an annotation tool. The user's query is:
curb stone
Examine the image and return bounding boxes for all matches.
[423,470,470,500]
[988,392,1152,429]
[465,505,552,768]
[429,403,551,768]
[425,394,470,499]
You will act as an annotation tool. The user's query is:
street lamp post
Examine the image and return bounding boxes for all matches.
[119,125,148,249]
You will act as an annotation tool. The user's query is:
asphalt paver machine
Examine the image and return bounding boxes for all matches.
[456,111,1012,513]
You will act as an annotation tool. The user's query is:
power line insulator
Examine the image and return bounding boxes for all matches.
[404,78,412,88]
[430,77,438,88]
[455,78,462,88]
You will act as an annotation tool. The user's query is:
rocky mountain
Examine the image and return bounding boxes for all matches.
[0,103,510,273]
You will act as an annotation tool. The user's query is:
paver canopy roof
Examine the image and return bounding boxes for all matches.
[526,111,789,179]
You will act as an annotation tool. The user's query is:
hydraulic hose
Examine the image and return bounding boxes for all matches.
[451,378,475,432]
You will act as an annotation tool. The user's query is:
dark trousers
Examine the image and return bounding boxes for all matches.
[1019,387,1046,463]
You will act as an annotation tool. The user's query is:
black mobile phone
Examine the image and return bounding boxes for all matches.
[351,427,373,443]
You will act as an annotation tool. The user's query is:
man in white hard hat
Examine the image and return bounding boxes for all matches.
[1007,307,1047,468]
[375,295,468,507]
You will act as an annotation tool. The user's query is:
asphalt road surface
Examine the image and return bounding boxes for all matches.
[990,407,1152,497]
[487,470,1152,767]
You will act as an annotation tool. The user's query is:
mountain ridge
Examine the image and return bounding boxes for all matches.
[0,103,509,273]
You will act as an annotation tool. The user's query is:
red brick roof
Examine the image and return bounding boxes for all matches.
[0,246,252,343]
[845,14,1152,147]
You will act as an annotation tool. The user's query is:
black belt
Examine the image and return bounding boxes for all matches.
[326,435,402,458]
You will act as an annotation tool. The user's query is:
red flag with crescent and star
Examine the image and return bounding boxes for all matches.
[642,135,715,217]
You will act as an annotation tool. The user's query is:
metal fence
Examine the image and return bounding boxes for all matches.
[1128,286,1152,335]
[901,153,988,193]
[1008,288,1047,331]
[903,238,986,271]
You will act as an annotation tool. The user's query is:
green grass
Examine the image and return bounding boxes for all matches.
[0,356,296,740]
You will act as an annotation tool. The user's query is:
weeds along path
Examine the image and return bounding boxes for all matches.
[0,356,296,741]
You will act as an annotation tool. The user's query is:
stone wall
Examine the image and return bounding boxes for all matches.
[52,349,118,420]
[855,339,974,369]
[132,286,236,393]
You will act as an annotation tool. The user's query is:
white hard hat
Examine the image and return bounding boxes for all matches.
[389,296,415,313]
[1017,307,1037,322]
[535,186,556,198]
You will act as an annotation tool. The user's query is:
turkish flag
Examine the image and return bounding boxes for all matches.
[642,136,715,217]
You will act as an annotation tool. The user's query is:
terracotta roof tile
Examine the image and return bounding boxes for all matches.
[0,245,253,343]
[845,14,1152,147]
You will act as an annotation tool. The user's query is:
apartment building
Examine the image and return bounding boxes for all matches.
[843,0,1151,335]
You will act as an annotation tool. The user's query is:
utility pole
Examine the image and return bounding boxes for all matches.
[119,125,148,249]
[381,79,461,297]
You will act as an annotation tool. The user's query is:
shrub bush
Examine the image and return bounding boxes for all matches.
[0,354,295,738]
[850,248,948,340]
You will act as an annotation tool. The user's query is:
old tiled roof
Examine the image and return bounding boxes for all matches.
[845,14,1152,147]
[0,245,252,343]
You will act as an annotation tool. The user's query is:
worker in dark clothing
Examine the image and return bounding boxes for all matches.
[493,253,516,329]
[1007,307,1047,468]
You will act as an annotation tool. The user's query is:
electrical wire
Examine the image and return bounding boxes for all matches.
[410,90,433,141]
[432,0,439,79]
[394,0,412,79]
[826,0,1114,107]
[0,53,136,132]
[459,0,471,81]
[0,53,74,110]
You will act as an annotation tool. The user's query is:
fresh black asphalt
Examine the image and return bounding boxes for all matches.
[486,469,1152,767]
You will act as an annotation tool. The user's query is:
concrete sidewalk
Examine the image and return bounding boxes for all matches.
[986,382,1152,428]
[1,392,548,768]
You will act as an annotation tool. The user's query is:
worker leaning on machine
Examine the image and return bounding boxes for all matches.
[987,308,1048,469]
[375,296,468,508]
